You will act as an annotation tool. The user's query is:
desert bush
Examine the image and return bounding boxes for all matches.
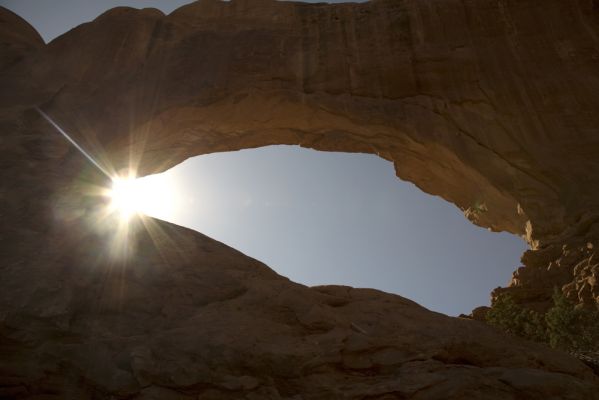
[486,289,599,353]
[545,289,599,352]
[486,293,547,342]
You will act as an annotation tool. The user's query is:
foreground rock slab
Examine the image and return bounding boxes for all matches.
[1,218,598,399]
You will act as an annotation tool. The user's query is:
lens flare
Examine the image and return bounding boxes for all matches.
[109,178,138,219]
[108,173,177,222]
[36,107,184,264]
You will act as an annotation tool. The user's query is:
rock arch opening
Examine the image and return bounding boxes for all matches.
[0,0,599,399]
[2,1,599,396]
[131,145,526,316]
[2,0,597,320]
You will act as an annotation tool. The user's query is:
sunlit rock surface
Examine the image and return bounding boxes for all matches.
[1,1,599,398]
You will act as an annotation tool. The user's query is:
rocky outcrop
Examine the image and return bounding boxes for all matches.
[1,0,599,398]
[1,216,598,399]
[494,240,599,312]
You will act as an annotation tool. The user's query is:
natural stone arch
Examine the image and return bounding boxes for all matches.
[4,0,599,307]
[3,1,599,397]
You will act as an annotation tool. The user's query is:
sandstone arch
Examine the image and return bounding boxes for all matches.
[1,1,599,397]
[6,0,595,307]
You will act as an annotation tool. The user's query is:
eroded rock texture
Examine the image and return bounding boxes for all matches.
[1,0,599,398]
[2,217,599,399]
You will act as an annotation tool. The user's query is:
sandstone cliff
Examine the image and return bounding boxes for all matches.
[1,1,599,398]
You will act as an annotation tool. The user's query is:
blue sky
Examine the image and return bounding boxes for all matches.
[1,0,528,315]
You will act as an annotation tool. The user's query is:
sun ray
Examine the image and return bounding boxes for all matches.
[36,107,182,265]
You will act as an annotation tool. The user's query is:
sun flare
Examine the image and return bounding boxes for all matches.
[108,173,177,221]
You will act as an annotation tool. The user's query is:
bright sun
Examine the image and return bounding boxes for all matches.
[108,173,176,221]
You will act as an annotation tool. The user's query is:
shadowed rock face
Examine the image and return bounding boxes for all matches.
[0,7,43,71]
[2,217,599,399]
[1,0,599,398]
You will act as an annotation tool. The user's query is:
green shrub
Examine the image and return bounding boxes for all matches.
[486,289,599,353]
[486,293,547,342]
[545,289,599,352]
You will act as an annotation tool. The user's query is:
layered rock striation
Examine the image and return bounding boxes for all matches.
[1,0,599,398]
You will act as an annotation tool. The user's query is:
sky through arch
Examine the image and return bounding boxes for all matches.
[133,146,527,316]
[0,0,528,315]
